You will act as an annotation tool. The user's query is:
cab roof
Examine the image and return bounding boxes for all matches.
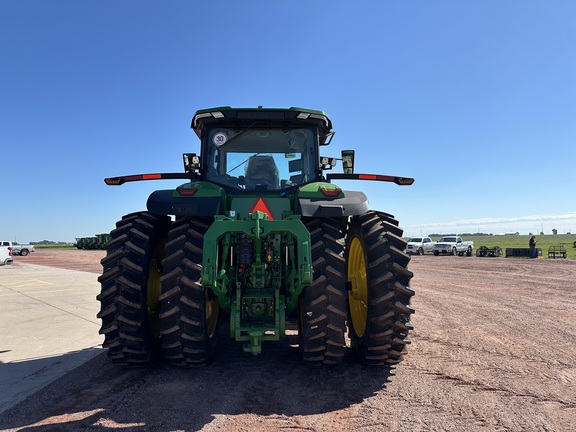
[191,106,333,144]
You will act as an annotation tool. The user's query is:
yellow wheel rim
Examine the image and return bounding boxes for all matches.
[348,237,368,337]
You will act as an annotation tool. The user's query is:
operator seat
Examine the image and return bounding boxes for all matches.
[244,155,280,189]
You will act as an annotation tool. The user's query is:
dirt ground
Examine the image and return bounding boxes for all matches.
[1,249,575,431]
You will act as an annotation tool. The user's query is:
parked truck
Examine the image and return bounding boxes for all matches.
[97,106,416,368]
[433,236,473,256]
[405,237,435,255]
[0,241,35,256]
[0,244,13,265]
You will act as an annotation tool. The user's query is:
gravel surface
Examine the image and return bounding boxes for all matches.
[2,250,575,431]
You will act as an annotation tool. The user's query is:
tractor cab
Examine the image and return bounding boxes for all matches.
[191,107,334,192]
[203,126,315,191]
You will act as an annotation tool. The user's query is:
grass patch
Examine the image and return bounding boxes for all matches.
[33,244,77,250]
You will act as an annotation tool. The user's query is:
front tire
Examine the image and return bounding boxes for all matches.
[97,212,171,366]
[346,211,414,366]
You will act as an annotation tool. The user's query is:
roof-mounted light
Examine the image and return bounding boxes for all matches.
[194,113,212,120]
[297,112,311,119]
[310,113,330,130]
[192,111,226,128]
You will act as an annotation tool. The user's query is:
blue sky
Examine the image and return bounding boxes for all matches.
[1,1,575,242]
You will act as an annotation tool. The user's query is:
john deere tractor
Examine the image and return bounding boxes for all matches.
[97,106,415,368]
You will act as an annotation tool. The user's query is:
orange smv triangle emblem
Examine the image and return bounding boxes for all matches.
[251,198,274,220]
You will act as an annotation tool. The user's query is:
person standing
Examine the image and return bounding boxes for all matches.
[529,235,537,258]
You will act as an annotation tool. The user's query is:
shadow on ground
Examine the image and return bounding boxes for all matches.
[0,326,397,432]
[0,347,102,415]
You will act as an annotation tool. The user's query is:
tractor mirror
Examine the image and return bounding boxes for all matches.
[320,157,338,170]
[341,150,355,174]
[183,153,200,173]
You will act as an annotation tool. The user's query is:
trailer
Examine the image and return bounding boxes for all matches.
[476,246,502,257]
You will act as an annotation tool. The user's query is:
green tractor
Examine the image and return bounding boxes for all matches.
[97,106,415,368]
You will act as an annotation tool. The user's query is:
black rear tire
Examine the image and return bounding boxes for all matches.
[97,212,171,366]
[159,217,220,367]
[346,211,414,366]
[299,217,347,367]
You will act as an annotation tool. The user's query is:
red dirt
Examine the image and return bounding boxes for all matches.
[2,250,575,431]
[10,248,105,274]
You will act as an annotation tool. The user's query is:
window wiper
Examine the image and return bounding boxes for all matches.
[219,120,259,150]
[227,152,261,174]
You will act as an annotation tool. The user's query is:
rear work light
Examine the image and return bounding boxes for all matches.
[177,187,198,196]
[395,177,415,185]
[320,187,342,197]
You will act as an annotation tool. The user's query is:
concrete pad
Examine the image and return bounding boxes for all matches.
[0,263,104,414]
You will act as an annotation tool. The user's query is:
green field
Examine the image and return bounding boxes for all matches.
[30,233,576,259]
[33,244,76,250]
[421,234,576,260]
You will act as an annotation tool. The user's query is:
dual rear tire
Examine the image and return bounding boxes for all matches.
[299,211,415,367]
[299,218,348,366]
[346,211,415,365]
[97,213,218,367]
[97,211,415,367]
[97,212,171,366]
[159,217,220,367]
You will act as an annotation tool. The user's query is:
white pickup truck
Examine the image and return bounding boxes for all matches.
[433,236,473,256]
[0,244,13,265]
[405,237,435,255]
[0,241,35,256]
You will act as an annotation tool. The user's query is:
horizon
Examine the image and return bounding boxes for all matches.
[403,212,576,238]
[14,212,576,244]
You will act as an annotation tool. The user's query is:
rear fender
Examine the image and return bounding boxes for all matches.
[147,182,224,217]
[297,182,369,217]
[298,191,369,217]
